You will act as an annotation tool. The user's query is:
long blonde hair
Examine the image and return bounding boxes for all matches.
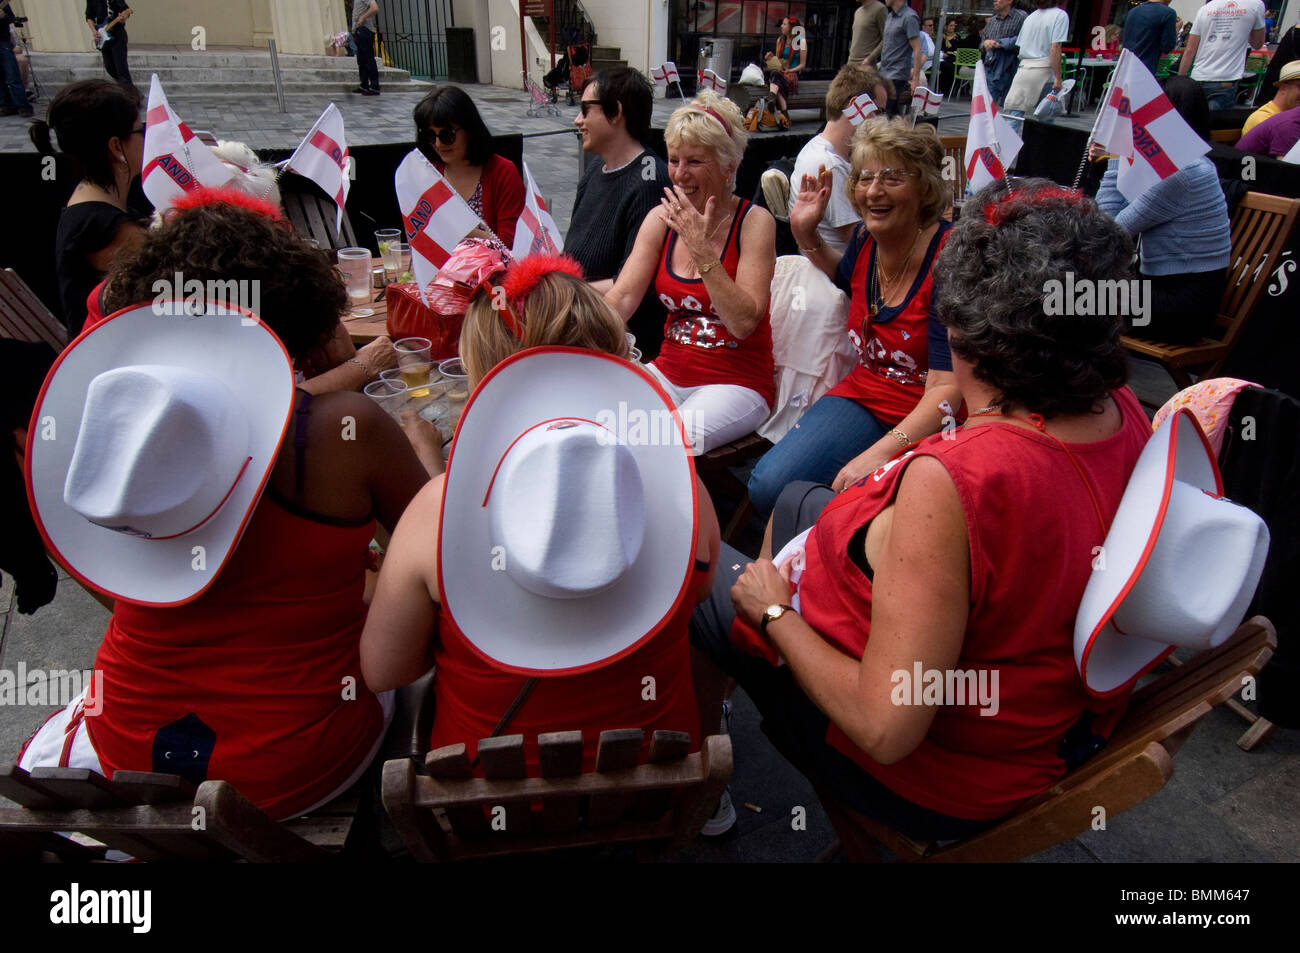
[460,271,629,386]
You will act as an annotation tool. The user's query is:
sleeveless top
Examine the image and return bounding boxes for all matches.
[827,221,953,425]
[428,565,708,773]
[84,392,384,820]
[796,387,1151,820]
[652,199,776,407]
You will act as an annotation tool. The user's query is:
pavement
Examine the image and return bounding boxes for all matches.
[2,62,1297,863]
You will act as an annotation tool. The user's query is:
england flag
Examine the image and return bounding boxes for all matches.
[844,92,879,127]
[965,60,1022,193]
[394,149,483,304]
[141,74,233,212]
[698,68,727,94]
[1091,49,1209,202]
[651,62,680,85]
[283,103,351,234]
[511,160,563,260]
[911,86,943,116]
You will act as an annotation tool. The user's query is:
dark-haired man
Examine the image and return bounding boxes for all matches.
[352,0,380,95]
[980,0,1027,109]
[85,0,134,91]
[565,68,672,358]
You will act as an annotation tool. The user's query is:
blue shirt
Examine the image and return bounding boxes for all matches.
[1122,2,1178,77]
[981,8,1028,91]
[1095,155,1230,276]
[881,5,921,84]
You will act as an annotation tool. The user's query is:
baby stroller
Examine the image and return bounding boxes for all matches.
[542,27,593,105]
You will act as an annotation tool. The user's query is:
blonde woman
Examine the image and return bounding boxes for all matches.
[361,250,722,780]
[606,90,777,455]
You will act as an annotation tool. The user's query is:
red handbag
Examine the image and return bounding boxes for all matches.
[385,283,464,361]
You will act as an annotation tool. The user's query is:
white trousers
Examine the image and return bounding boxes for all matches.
[645,362,771,455]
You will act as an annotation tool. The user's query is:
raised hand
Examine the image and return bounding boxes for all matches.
[789,165,833,248]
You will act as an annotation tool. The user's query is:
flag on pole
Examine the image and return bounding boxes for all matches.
[698,68,727,93]
[651,62,680,85]
[283,103,351,234]
[1283,136,1300,165]
[1091,49,1210,202]
[965,60,1022,193]
[910,86,943,116]
[844,92,879,127]
[394,149,483,304]
[511,160,563,260]
[141,74,233,212]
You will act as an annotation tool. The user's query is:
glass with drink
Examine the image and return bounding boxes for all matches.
[337,247,375,318]
[393,337,432,367]
[375,229,402,282]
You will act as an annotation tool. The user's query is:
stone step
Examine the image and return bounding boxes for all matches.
[591,46,620,60]
[40,64,417,86]
[590,58,627,72]
[29,50,399,71]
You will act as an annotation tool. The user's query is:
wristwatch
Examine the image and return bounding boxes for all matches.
[760,603,795,636]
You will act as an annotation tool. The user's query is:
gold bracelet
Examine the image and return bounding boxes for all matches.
[699,258,722,275]
[887,428,910,446]
[797,237,823,254]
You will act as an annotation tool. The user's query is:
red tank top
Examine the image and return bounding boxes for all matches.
[652,199,776,408]
[827,224,951,425]
[796,387,1150,820]
[429,569,705,772]
[85,497,384,820]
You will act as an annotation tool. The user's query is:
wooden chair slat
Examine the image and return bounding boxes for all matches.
[0,268,66,350]
[635,730,694,820]
[477,734,530,836]
[27,767,131,809]
[589,729,644,828]
[381,759,446,862]
[1122,193,1299,385]
[0,764,65,809]
[0,827,105,861]
[110,770,198,805]
[194,781,328,863]
[538,731,584,833]
[424,743,488,838]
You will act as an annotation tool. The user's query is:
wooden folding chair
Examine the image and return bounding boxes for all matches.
[0,268,67,351]
[695,433,773,543]
[382,729,732,861]
[280,180,358,252]
[1122,193,1300,392]
[0,765,344,861]
[817,616,1276,862]
[939,134,968,212]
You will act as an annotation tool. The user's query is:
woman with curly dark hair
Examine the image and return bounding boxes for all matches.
[18,193,442,820]
[690,180,1154,841]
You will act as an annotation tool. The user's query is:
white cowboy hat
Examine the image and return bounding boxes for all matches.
[1074,409,1270,697]
[438,346,698,676]
[25,301,294,607]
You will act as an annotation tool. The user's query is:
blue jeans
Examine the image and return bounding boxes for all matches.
[1198,80,1238,110]
[746,395,887,518]
[0,44,25,110]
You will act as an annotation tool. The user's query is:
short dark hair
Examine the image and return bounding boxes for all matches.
[103,202,347,360]
[413,86,495,166]
[30,80,142,191]
[1033,0,1059,8]
[1161,74,1211,142]
[935,179,1132,418]
[581,67,655,142]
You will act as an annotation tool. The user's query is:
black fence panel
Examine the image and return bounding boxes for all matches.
[378,0,454,80]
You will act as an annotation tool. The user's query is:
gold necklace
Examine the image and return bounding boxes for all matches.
[874,226,924,296]
[705,196,736,242]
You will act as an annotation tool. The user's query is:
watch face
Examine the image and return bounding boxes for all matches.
[766,604,784,619]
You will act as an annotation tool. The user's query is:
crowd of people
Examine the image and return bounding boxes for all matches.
[2,4,1291,850]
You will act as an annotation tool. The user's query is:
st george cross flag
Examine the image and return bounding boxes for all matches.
[511,160,563,261]
[141,74,233,212]
[1091,49,1209,202]
[844,92,879,127]
[283,103,350,234]
[698,68,727,93]
[651,62,680,85]
[394,149,483,304]
[965,60,1022,193]
[911,86,943,116]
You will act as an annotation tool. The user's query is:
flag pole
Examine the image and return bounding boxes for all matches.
[1072,50,1125,190]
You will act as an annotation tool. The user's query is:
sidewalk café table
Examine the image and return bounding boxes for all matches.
[1079,56,1119,110]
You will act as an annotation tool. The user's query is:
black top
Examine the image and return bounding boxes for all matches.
[86,0,130,38]
[55,201,134,337]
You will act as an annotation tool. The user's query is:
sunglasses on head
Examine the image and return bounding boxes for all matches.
[423,126,460,146]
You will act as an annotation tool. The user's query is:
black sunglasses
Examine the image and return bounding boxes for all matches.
[422,126,460,146]
[578,100,605,118]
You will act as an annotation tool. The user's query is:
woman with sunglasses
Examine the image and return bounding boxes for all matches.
[30,79,148,339]
[746,117,961,518]
[413,86,525,250]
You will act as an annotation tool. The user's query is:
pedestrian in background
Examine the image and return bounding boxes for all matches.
[353,0,380,96]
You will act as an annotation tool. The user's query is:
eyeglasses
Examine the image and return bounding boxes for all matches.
[128,125,146,137]
[422,126,460,146]
[856,168,917,188]
[578,100,604,118]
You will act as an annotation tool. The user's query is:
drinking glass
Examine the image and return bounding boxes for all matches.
[393,337,432,366]
[397,242,412,277]
[375,229,402,281]
[363,379,407,419]
[439,357,470,432]
[337,247,374,318]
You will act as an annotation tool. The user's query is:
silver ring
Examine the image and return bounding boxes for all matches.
[675,204,683,212]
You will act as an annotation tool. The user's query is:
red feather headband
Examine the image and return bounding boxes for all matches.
[982,185,1082,226]
[486,254,584,341]
[169,184,282,221]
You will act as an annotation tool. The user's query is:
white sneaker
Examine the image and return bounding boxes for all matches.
[700,788,737,837]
